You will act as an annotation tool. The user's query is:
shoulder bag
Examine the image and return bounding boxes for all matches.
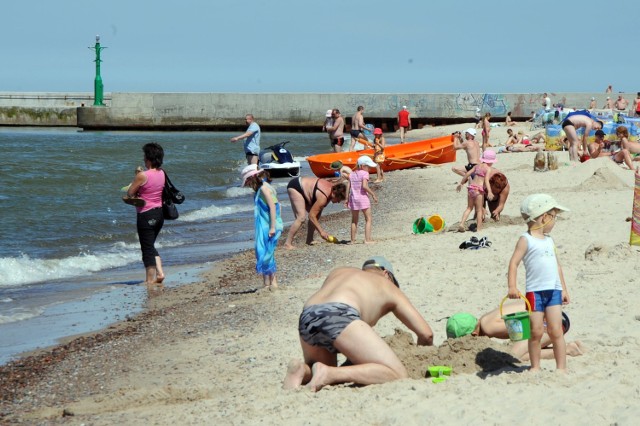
[162,171,185,220]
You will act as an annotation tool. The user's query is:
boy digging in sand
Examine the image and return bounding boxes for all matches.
[283,256,433,391]
[508,193,570,372]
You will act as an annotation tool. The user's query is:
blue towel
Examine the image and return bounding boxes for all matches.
[254,188,283,275]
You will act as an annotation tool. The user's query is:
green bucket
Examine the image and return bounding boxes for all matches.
[502,312,531,341]
[500,295,532,341]
[413,217,434,234]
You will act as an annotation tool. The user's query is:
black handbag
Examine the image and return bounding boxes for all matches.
[162,171,184,220]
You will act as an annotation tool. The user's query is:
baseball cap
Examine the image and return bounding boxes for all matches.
[362,256,399,287]
[374,127,383,135]
[240,164,260,186]
[591,97,595,100]
[326,109,332,118]
[446,313,478,338]
[520,193,569,222]
[595,129,605,137]
[356,155,377,168]
[402,105,407,109]
[464,128,477,136]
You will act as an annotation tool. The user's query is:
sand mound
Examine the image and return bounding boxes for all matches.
[383,330,521,379]
[576,167,629,191]
[584,242,635,261]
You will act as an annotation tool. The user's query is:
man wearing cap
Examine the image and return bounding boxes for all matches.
[322,109,334,145]
[588,97,597,110]
[584,129,635,169]
[603,96,614,110]
[283,256,434,392]
[230,114,261,165]
[445,302,585,362]
[397,106,411,143]
[451,128,481,177]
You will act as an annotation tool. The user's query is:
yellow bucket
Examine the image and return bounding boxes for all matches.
[500,294,532,341]
[427,215,445,232]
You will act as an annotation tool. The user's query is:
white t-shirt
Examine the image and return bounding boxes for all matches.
[521,232,561,292]
[544,96,551,111]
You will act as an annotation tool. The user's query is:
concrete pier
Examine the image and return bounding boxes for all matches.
[1,91,632,130]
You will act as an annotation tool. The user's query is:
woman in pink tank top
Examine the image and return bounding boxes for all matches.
[126,143,167,288]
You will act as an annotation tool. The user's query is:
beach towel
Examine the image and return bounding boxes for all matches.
[254,184,283,275]
[630,170,640,246]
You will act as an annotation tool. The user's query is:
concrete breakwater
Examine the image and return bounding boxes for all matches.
[1,92,628,130]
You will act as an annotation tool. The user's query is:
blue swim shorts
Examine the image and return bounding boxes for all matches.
[526,289,562,312]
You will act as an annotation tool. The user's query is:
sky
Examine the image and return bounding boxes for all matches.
[2,0,639,94]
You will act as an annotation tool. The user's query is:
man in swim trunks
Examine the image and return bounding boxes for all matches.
[349,106,368,151]
[284,177,347,249]
[283,256,434,391]
[560,110,603,162]
[325,109,345,153]
[452,128,481,177]
[445,301,585,362]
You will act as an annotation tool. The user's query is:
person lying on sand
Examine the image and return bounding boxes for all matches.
[446,300,585,362]
[283,256,434,392]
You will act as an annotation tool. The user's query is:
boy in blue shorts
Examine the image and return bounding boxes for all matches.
[507,193,570,372]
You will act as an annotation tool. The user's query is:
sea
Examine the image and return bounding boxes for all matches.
[0,127,367,365]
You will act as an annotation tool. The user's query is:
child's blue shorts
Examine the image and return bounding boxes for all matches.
[526,289,562,312]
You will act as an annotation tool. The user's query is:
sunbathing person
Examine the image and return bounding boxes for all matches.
[446,300,585,361]
[583,129,635,169]
[617,125,640,158]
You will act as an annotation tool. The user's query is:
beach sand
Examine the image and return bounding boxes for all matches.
[2,122,640,424]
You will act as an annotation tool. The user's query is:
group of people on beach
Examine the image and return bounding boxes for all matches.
[283,190,578,391]
[125,108,597,392]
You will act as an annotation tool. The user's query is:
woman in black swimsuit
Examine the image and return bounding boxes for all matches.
[284,177,347,249]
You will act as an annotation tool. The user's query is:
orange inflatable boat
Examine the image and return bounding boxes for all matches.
[306,135,456,178]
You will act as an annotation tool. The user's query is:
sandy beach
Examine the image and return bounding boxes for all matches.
[2,122,640,424]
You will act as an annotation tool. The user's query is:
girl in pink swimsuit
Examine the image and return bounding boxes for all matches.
[456,150,497,232]
[345,156,379,243]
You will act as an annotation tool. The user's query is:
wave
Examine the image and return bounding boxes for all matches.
[179,202,254,222]
[0,307,45,325]
[0,247,141,287]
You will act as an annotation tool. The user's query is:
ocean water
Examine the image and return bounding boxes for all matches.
[0,127,342,364]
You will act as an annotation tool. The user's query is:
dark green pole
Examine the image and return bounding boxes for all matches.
[89,35,106,106]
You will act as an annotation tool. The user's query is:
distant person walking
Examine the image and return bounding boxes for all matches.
[325,109,345,153]
[230,114,261,165]
[397,106,411,143]
[481,112,492,149]
[349,106,368,151]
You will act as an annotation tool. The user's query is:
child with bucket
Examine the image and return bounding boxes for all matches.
[507,193,570,372]
[345,156,379,244]
[456,150,496,232]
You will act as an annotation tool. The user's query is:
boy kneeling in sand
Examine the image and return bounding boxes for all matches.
[283,256,433,391]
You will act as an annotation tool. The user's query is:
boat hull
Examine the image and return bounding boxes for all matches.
[306,136,456,178]
[260,161,301,178]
